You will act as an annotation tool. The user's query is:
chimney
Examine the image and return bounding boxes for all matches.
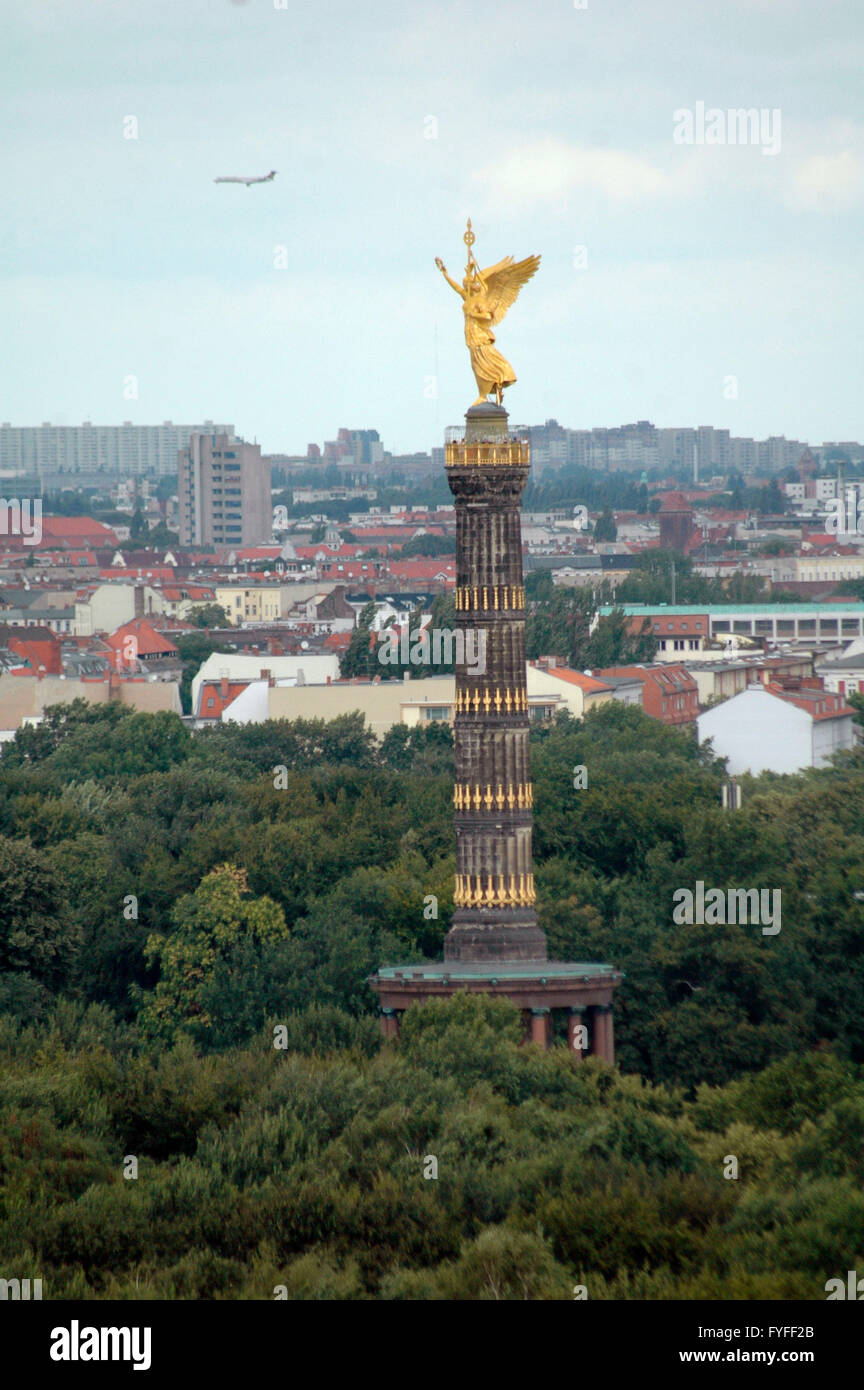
[134,584,145,619]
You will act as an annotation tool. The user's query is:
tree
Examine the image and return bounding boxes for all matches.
[1,702,190,779]
[129,507,148,543]
[142,523,179,548]
[175,632,233,714]
[188,603,229,629]
[526,585,594,666]
[756,538,793,557]
[400,534,456,558]
[137,863,289,1043]
[340,601,378,679]
[848,691,864,731]
[584,607,657,667]
[593,507,618,542]
[0,836,80,989]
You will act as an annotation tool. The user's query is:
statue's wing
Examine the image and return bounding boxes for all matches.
[481,254,541,325]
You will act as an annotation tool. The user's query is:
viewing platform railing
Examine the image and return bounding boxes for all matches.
[445,438,530,467]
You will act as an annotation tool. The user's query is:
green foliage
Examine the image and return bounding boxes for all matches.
[593,506,617,542]
[400,533,456,557]
[137,864,289,1044]
[0,836,80,989]
[187,603,229,628]
[0,1000,860,1299]
[526,590,656,667]
[174,633,233,714]
[339,601,377,679]
[0,692,863,1298]
[1,703,190,781]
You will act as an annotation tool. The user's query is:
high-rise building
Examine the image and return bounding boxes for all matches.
[0,420,233,477]
[178,433,271,547]
[321,428,383,468]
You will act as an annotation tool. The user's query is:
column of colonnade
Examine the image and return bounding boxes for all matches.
[379,1002,615,1062]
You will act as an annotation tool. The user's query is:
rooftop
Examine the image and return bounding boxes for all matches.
[600,602,864,616]
[374,961,619,983]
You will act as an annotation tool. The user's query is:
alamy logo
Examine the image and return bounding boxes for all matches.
[0,498,42,546]
[378,626,487,676]
[0,1277,42,1299]
[672,882,781,935]
[50,1321,152,1371]
[825,1270,864,1299]
[673,102,781,156]
[825,495,864,537]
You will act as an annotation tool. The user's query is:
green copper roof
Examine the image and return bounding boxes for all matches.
[598,603,864,616]
[373,962,619,983]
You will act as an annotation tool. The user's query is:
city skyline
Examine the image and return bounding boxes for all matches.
[2,0,862,455]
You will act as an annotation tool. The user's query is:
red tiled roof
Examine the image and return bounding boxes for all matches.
[388,560,456,581]
[231,546,283,560]
[161,586,215,602]
[197,680,248,718]
[106,618,179,659]
[99,568,176,581]
[531,664,611,693]
[763,682,854,721]
[633,613,708,637]
[41,517,119,545]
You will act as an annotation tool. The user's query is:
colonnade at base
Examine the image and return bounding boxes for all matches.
[379,1000,615,1063]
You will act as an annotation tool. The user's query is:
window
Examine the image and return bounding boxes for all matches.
[425,706,451,720]
[529,704,555,720]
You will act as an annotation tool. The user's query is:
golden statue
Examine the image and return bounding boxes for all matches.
[436,220,540,406]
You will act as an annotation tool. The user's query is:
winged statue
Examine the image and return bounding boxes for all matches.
[435,220,540,405]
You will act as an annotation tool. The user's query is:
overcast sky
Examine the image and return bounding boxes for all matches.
[2,0,862,455]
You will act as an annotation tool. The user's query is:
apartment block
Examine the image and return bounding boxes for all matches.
[0,420,233,477]
[178,433,272,547]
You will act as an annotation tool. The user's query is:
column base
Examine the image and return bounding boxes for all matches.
[444,912,548,963]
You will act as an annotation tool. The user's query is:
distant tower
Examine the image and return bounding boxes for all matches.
[370,403,622,1055]
[658,491,694,552]
[445,403,545,961]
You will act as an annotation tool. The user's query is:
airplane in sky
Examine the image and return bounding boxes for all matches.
[214,170,277,186]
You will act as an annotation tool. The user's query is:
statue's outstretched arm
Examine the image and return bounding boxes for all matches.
[435,258,464,298]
